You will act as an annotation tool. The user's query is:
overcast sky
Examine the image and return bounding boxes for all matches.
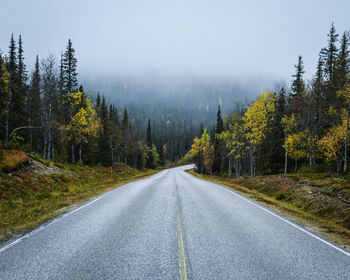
[1,0,349,81]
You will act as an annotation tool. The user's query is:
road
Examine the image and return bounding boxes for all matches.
[0,165,350,279]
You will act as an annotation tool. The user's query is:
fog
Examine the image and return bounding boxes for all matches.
[1,0,350,125]
[2,0,349,80]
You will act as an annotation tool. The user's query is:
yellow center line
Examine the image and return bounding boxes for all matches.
[173,177,188,280]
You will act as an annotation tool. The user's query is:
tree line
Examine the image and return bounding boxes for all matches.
[188,23,350,176]
[0,35,162,169]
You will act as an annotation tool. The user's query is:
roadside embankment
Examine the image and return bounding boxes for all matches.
[187,170,350,251]
[0,150,158,243]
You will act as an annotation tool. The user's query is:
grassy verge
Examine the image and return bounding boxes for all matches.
[0,154,158,243]
[187,170,350,252]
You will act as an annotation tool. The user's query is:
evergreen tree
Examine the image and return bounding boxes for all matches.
[335,32,350,90]
[291,56,305,96]
[290,56,306,115]
[62,39,78,94]
[97,96,112,166]
[146,118,154,168]
[322,22,339,84]
[0,53,10,143]
[27,55,41,149]
[212,105,224,174]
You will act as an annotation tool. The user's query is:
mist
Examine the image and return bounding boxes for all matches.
[2,0,350,81]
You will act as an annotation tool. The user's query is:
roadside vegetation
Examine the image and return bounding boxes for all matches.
[0,150,158,243]
[185,23,350,178]
[188,169,350,250]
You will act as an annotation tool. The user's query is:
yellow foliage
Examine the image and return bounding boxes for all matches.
[318,117,348,162]
[283,129,315,161]
[60,91,101,144]
[243,91,276,146]
[217,112,246,159]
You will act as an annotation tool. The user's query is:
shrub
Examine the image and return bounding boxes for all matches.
[297,164,325,174]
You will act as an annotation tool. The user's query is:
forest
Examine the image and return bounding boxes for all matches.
[188,23,350,177]
[1,23,349,176]
[0,36,167,169]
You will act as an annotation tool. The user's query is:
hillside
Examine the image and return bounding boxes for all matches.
[0,151,158,243]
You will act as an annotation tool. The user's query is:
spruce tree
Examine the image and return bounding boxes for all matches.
[291,56,305,96]
[146,118,154,168]
[62,39,78,94]
[27,55,41,149]
[213,105,224,174]
[335,32,350,90]
[97,96,112,166]
[322,22,339,84]
[5,34,18,145]
[0,53,9,143]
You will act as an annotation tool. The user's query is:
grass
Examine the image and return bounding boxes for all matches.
[187,170,350,252]
[0,153,158,243]
[0,150,28,172]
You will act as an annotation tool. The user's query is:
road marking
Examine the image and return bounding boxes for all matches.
[189,173,350,258]
[0,172,165,254]
[173,174,188,280]
[0,192,110,254]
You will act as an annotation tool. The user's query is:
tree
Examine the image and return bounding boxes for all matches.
[335,32,350,90]
[291,56,305,96]
[60,90,100,162]
[212,105,224,174]
[283,132,308,171]
[217,112,246,178]
[318,117,347,174]
[5,34,17,145]
[27,55,41,149]
[322,22,339,85]
[62,39,78,94]
[337,80,350,172]
[281,114,297,173]
[0,53,10,143]
[321,22,339,108]
[41,55,58,160]
[97,96,112,166]
[243,92,276,175]
[146,118,154,168]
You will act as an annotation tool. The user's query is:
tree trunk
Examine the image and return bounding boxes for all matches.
[72,140,75,164]
[295,159,297,172]
[284,149,288,174]
[79,141,82,163]
[344,110,349,173]
[5,91,10,146]
[228,155,233,178]
[235,158,239,179]
[28,113,32,150]
[47,106,52,161]
[250,145,253,176]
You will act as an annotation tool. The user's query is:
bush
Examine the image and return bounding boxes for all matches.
[297,164,325,174]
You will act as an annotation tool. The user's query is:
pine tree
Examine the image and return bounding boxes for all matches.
[322,22,339,84]
[97,96,112,166]
[96,92,101,107]
[291,56,305,96]
[212,105,224,174]
[335,32,350,90]
[62,39,78,94]
[146,118,154,168]
[27,55,41,149]
[6,34,19,145]
[0,53,10,143]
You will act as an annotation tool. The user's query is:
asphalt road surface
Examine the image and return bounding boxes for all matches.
[1,165,350,280]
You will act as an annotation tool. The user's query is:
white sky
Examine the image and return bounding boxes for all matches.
[1,0,350,81]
